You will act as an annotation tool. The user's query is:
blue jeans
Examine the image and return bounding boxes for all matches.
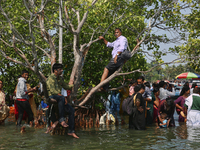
[49,95,65,123]
[64,104,75,133]
[110,103,120,121]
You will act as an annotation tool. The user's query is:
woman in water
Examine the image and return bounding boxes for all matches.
[157,97,175,127]
[129,84,146,130]
[174,86,190,122]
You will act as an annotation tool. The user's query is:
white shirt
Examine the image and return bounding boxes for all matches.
[190,88,194,95]
[61,88,67,97]
[107,35,128,58]
[159,87,175,100]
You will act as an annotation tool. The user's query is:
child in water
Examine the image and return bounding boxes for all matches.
[157,113,170,128]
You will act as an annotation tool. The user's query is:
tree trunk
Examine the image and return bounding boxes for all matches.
[68,35,86,103]
[58,0,63,64]
[69,56,83,103]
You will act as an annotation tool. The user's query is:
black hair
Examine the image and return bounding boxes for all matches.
[153,87,160,94]
[168,84,172,88]
[17,75,21,79]
[180,86,190,96]
[115,28,122,32]
[153,83,159,88]
[192,83,197,88]
[134,84,145,93]
[21,70,29,75]
[130,80,137,86]
[52,63,63,73]
[166,97,175,107]
[161,113,167,119]
[159,81,166,88]
[144,82,150,88]
[137,76,145,81]
[184,81,189,87]
[193,87,200,94]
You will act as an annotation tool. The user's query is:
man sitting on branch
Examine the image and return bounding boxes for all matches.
[46,64,72,127]
[46,63,79,138]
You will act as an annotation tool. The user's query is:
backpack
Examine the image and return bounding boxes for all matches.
[121,50,132,60]
[122,93,137,115]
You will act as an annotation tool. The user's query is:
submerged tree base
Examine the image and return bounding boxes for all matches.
[6,106,127,135]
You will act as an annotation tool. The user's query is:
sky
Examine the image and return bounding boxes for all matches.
[145,38,183,65]
[144,2,191,67]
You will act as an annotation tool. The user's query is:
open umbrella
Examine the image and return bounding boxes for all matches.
[175,72,200,79]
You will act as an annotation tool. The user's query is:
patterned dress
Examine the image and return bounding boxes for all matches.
[0,91,10,122]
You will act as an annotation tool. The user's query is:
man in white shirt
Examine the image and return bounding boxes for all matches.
[159,81,175,100]
[99,28,128,85]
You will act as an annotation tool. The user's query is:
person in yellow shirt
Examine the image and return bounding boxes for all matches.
[119,86,129,115]
[26,83,37,123]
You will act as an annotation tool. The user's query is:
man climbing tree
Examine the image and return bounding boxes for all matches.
[98,28,127,90]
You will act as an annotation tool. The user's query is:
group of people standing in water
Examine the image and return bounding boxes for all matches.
[1,69,200,138]
[1,27,200,139]
[128,76,200,130]
[0,64,79,138]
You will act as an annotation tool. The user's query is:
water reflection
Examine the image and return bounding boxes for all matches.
[187,127,200,142]
[1,116,200,149]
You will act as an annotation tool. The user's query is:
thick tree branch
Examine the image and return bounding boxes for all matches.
[64,5,75,33]
[79,55,199,106]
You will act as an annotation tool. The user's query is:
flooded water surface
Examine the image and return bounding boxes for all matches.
[1,114,200,150]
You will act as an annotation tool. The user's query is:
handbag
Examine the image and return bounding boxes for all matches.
[121,50,132,60]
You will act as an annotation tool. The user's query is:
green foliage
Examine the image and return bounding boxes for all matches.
[1,0,199,101]
[59,0,149,94]
[95,102,104,110]
[176,1,200,71]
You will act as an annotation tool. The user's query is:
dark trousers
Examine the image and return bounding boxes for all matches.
[46,103,57,127]
[16,100,33,126]
[47,103,75,133]
[49,95,65,123]
[64,104,75,133]
[47,96,75,132]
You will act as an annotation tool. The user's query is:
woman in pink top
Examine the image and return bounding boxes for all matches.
[174,86,190,122]
[129,80,137,96]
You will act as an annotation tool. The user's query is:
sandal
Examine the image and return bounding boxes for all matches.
[60,121,68,128]
[45,121,58,134]
[45,127,52,134]
[52,121,59,128]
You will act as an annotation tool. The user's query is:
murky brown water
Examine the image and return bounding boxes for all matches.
[0,113,200,150]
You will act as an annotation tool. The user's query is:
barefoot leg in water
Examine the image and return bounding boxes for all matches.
[68,133,79,139]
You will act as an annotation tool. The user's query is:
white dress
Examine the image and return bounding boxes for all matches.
[185,93,200,126]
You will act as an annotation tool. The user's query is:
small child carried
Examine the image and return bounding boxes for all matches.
[157,113,170,128]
